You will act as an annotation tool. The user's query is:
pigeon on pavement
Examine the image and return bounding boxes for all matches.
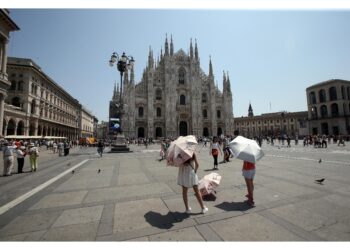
[98,169,101,173]
[319,159,322,163]
[315,178,325,184]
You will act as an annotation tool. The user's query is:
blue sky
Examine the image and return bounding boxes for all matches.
[7,8,350,122]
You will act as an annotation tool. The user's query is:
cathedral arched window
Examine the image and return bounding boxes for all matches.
[203,109,207,118]
[178,68,186,84]
[155,89,162,100]
[156,107,161,117]
[180,95,186,105]
[217,110,221,119]
[138,107,144,117]
[202,93,207,103]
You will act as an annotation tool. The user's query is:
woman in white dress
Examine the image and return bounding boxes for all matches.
[177,152,208,214]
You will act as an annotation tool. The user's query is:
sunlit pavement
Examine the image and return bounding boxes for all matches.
[0,142,350,241]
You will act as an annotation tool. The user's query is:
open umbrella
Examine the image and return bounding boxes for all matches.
[229,136,264,163]
[166,135,198,167]
[198,172,222,196]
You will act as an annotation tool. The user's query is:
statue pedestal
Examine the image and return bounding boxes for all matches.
[109,134,132,153]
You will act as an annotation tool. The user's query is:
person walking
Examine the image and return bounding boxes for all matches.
[177,152,208,214]
[58,141,64,156]
[97,140,104,157]
[16,145,26,173]
[28,143,39,172]
[242,160,256,206]
[210,136,222,170]
[52,141,58,154]
[2,141,16,176]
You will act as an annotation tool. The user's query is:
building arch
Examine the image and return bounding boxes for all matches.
[329,86,337,101]
[217,127,223,136]
[319,89,326,103]
[138,127,145,138]
[17,120,25,135]
[309,91,316,104]
[155,127,162,138]
[7,119,16,135]
[179,121,188,136]
[320,105,328,118]
[203,127,209,137]
[331,103,339,117]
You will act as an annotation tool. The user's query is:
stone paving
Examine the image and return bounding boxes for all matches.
[0,142,350,241]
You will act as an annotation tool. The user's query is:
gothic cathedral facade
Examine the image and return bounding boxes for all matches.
[109,36,234,139]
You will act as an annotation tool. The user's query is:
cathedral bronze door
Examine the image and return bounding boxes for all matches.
[179,121,188,136]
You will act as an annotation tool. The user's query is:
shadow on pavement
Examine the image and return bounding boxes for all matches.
[144,211,189,229]
[215,201,253,211]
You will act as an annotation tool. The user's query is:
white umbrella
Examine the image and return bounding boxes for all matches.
[229,136,264,163]
[166,135,198,167]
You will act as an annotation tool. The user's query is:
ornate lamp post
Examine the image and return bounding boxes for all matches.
[109,52,135,135]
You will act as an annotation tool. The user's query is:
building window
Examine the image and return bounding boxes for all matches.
[320,105,328,118]
[31,100,36,114]
[156,107,161,117]
[203,109,207,118]
[178,68,185,84]
[309,91,316,104]
[217,110,221,119]
[329,86,337,101]
[12,97,21,107]
[319,89,326,103]
[138,107,144,117]
[10,81,16,90]
[331,103,339,117]
[155,89,162,100]
[341,86,345,99]
[180,95,186,105]
[202,93,207,103]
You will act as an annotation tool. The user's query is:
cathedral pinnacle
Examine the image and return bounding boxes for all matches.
[190,38,193,59]
[209,56,213,76]
[170,34,174,56]
[165,34,169,56]
[248,102,254,117]
[195,39,199,61]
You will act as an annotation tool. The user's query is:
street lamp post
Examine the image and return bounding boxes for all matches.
[109,51,135,137]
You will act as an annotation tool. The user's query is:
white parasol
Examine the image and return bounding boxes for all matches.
[229,136,264,163]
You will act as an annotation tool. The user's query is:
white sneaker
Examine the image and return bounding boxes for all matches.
[202,206,208,214]
[185,207,192,214]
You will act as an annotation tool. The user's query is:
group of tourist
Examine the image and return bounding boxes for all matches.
[2,140,39,176]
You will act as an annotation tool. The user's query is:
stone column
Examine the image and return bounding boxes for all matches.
[2,41,8,73]
[0,94,5,136]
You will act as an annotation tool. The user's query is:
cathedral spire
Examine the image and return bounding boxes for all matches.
[116,82,120,101]
[113,81,118,100]
[160,46,163,60]
[148,46,154,68]
[209,56,213,77]
[165,34,169,56]
[170,34,174,56]
[248,102,254,117]
[226,71,231,93]
[124,68,129,85]
[190,38,193,59]
[195,39,199,61]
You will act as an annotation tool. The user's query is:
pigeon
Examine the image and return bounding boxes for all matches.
[72,170,75,174]
[315,178,325,184]
[98,169,101,173]
[318,159,322,163]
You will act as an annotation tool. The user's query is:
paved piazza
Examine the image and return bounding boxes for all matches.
[0,141,350,241]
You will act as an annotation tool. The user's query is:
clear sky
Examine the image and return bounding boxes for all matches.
[7,7,350,122]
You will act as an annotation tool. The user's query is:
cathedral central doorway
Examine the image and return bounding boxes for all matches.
[179,121,188,136]
[138,127,145,138]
